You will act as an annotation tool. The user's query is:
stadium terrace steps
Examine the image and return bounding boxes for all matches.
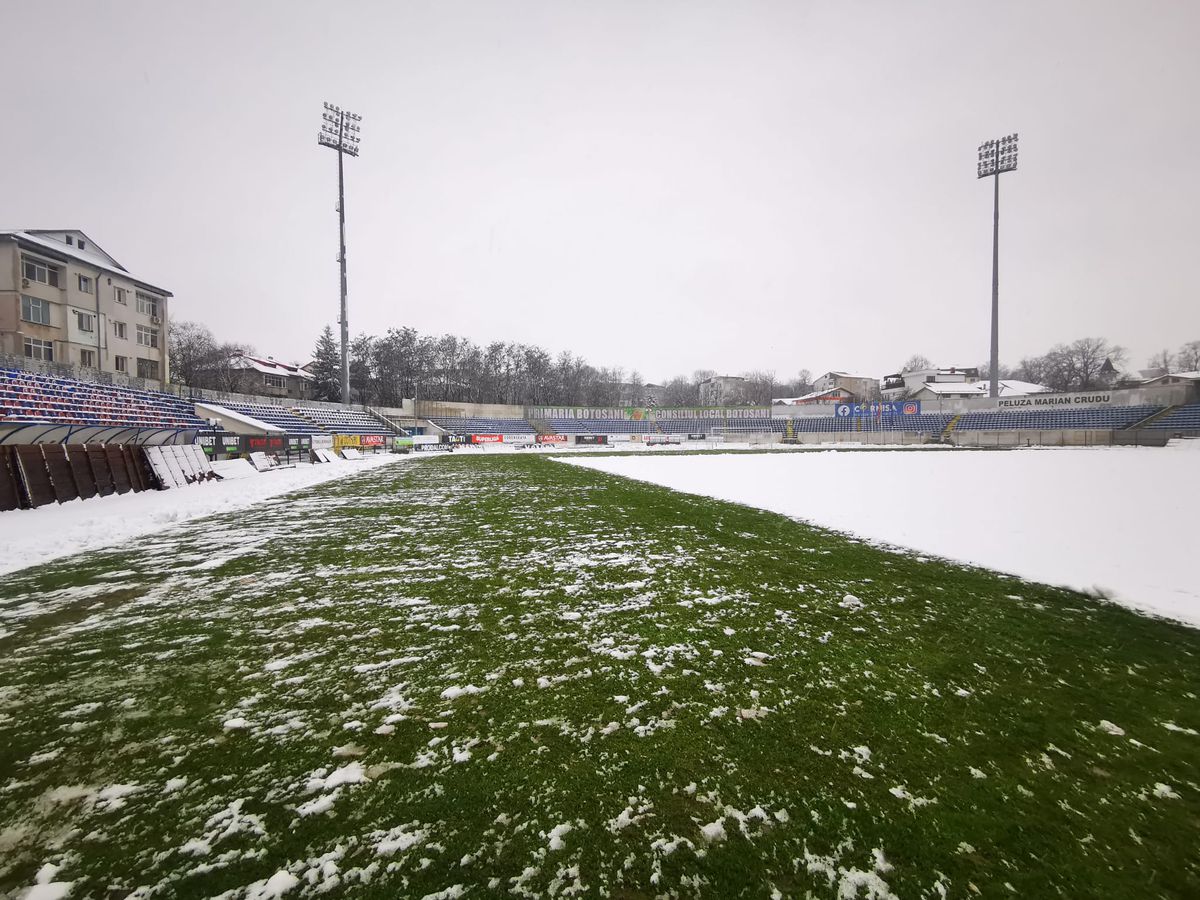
[1144,403,1200,431]
[952,405,1161,431]
[0,366,207,431]
[292,406,397,435]
[208,402,324,434]
[427,416,535,434]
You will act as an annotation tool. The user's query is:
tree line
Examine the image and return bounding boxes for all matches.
[169,319,1198,406]
[305,325,816,407]
[899,337,1200,395]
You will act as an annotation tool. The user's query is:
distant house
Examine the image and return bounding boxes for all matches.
[0,228,172,383]
[910,379,1051,401]
[698,375,748,406]
[880,367,980,400]
[617,382,664,407]
[230,355,314,400]
[1138,370,1200,388]
[772,387,853,406]
[812,372,878,401]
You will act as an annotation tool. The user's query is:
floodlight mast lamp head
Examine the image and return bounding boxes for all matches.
[977,132,1018,178]
[317,102,363,157]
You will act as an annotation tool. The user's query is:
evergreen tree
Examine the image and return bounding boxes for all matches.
[310,325,341,401]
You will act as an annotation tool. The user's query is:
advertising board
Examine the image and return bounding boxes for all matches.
[471,434,503,444]
[360,434,386,446]
[536,434,568,444]
[835,402,922,418]
[574,434,608,445]
[530,406,773,421]
[997,391,1114,409]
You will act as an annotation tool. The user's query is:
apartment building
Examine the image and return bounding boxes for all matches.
[0,229,172,383]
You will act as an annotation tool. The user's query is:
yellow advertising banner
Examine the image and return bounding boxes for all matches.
[333,434,362,450]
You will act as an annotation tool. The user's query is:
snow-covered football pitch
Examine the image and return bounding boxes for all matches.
[1,447,1197,899]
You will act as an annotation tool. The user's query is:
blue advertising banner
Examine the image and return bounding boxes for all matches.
[835,402,921,418]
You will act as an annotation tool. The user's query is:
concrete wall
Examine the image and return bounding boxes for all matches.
[783,429,1173,448]
[417,400,526,419]
[772,383,1196,418]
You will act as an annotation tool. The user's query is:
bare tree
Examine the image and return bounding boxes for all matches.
[901,355,933,373]
[1176,340,1200,373]
[1146,349,1175,374]
[168,321,218,388]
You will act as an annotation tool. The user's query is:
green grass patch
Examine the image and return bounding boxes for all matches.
[0,454,1197,898]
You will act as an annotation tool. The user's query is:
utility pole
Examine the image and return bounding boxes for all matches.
[976,133,1018,400]
[318,102,362,404]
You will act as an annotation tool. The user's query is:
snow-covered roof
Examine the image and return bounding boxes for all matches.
[772,388,851,404]
[918,379,1052,397]
[0,229,172,295]
[820,371,877,382]
[231,355,315,380]
[1141,370,1200,385]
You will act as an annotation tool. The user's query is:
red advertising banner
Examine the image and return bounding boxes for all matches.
[536,434,568,444]
[471,434,503,443]
[360,434,386,446]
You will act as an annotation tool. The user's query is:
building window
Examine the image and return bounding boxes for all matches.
[78,239,86,251]
[80,349,96,368]
[112,321,127,339]
[136,324,159,348]
[22,257,60,288]
[115,355,128,373]
[136,291,161,317]
[65,235,73,246]
[20,294,51,325]
[115,287,127,304]
[264,373,285,389]
[137,358,160,379]
[78,275,93,293]
[23,338,53,361]
[75,310,95,333]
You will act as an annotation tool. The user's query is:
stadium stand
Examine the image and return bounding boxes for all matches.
[294,406,397,434]
[547,418,652,434]
[213,402,324,434]
[1145,404,1200,431]
[428,416,535,434]
[0,366,207,430]
[786,414,953,433]
[952,406,1160,431]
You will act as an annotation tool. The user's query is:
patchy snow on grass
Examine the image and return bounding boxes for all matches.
[563,447,1200,625]
[0,454,413,576]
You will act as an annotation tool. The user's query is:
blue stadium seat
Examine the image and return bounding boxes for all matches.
[0,366,208,431]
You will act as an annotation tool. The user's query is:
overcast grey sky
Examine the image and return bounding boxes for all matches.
[3,0,1197,381]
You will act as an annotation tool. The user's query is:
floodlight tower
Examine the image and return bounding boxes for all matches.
[977,133,1018,399]
[318,102,362,405]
